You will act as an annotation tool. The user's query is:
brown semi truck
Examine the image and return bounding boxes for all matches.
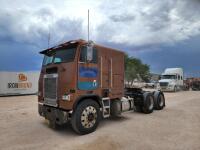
[38,39,165,135]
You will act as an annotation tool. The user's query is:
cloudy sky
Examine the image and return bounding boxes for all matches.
[0,0,200,77]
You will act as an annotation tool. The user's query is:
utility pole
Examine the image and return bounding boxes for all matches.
[88,9,89,42]
[48,28,51,48]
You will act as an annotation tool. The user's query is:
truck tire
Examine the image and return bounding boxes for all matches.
[174,86,177,92]
[71,99,100,135]
[142,92,154,114]
[153,91,165,110]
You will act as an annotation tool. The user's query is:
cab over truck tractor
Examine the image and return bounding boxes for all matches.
[38,39,165,135]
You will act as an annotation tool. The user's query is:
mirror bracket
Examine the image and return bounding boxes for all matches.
[86,41,94,62]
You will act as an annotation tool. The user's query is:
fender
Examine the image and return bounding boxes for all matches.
[73,94,102,110]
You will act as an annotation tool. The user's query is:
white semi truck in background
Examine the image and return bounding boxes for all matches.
[159,68,184,92]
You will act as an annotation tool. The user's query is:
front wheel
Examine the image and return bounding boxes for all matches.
[71,99,100,135]
[174,86,177,92]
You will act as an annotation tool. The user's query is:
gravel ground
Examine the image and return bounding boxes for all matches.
[0,91,200,150]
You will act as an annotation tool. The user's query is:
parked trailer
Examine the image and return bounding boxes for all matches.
[0,71,39,96]
[185,78,200,91]
[38,39,165,135]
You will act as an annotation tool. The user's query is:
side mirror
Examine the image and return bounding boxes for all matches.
[86,42,94,62]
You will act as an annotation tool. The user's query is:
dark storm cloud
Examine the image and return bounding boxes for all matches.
[132,35,200,77]
[0,4,85,71]
[0,42,42,71]
[0,6,85,48]
[1,0,200,48]
[109,14,135,22]
[139,1,172,31]
[35,7,54,21]
[50,18,84,46]
[0,0,200,77]
[176,0,200,21]
[0,7,49,48]
[96,0,200,46]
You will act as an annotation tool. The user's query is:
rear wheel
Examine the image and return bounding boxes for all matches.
[142,93,154,114]
[134,106,142,112]
[71,99,100,135]
[154,91,165,110]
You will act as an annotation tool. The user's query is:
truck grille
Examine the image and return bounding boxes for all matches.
[43,74,58,106]
[160,82,168,87]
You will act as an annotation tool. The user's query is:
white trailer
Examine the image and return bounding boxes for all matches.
[0,71,40,96]
[159,68,184,92]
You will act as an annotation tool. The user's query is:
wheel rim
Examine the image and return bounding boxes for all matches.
[148,96,154,110]
[81,106,97,128]
[159,95,164,107]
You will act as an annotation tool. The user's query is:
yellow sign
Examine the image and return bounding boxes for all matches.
[18,73,27,82]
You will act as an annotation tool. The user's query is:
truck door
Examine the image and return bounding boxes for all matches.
[180,75,183,86]
[78,46,98,90]
[101,55,110,88]
[177,74,180,86]
[177,74,183,87]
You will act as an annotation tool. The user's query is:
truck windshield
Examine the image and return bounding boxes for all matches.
[42,48,76,65]
[161,75,176,79]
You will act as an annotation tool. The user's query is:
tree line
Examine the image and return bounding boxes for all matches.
[125,54,150,86]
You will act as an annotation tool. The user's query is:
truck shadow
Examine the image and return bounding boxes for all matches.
[56,123,77,135]
[41,121,78,136]
[98,116,131,129]
[40,115,131,136]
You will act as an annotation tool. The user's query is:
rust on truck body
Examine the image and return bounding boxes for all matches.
[38,39,165,134]
[38,39,124,110]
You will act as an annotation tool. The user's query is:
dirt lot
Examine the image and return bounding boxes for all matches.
[0,91,200,150]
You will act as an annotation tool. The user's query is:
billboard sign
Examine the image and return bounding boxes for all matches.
[0,71,40,96]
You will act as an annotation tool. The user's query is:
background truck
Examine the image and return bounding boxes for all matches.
[38,39,165,135]
[159,68,184,92]
[184,78,200,91]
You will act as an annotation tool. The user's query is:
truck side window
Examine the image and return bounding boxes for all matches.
[178,75,180,80]
[79,46,87,62]
[79,46,98,63]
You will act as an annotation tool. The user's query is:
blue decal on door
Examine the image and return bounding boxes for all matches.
[78,81,98,90]
[79,67,98,78]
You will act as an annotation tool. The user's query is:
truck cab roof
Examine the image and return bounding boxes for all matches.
[40,39,86,55]
[39,39,124,55]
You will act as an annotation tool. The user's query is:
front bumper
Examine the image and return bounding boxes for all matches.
[160,86,174,91]
[38,103,69,125]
